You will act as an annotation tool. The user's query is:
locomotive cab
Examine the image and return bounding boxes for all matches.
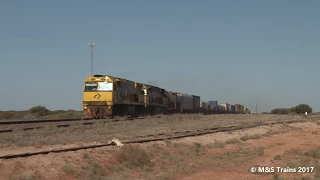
[83,75,114,118]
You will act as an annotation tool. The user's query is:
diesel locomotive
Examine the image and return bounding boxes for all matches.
[83,75,251,118]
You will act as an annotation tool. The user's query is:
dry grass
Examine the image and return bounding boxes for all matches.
[304,147,320,158]
[274,154,282,160]
[0,109,85,121]
[285,148,304,156]
[115,144,152,169]
[225,138,240,144]
[82,155,107,178]
[0,114,309,148]
[240,133,261,141]
[272,173,285,180]
[62,165,82,178]
[144,142,224,179]
[206,140,225,148]
[220,146,264,160]
[9,175,39,180]
[278,147,320,180]
[102,142,209,179]
[2,114,320,180]
[7,123,318,180]
[62,153,107,179]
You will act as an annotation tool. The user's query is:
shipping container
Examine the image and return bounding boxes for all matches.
[147,85,167,105]
[178,93,194,110]
[166,91,178,108]
[227,104,231,112]
[209,101,218,106]
[235,104,241,113]
[200,101,208,109]
[220,103,231,112]
[240,105,244,113]
[231,105,235,113]
[192,95,200,109]
[219,103,227,109]
[243,107,247,114]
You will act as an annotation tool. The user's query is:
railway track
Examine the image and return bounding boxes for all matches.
[0,117,94,125]
[0,119,306,160]
[0,116,159,134]
[0,114,253,127]
[0,115,161,126]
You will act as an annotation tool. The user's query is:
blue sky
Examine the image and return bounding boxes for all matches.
[0,0,319,112]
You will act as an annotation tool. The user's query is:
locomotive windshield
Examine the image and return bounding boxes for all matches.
[84,82,113,91]
[97,82,113,91]
[85,83,98,91]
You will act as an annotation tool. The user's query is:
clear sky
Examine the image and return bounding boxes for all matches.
[0,0,319,112]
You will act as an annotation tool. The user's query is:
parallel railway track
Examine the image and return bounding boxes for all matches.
[0,116,162,126]
[0,117,94,125]
[0,116,159,133]
[0,119,305,160]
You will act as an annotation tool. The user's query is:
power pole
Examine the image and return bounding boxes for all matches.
[255,103,258,115]
[88,42,95,76]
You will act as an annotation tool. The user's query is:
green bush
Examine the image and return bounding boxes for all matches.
[29,106,50,116]
[290,104,312,114]
[0,107,84,120]
[271,104,312,115]
[271,108,291,115]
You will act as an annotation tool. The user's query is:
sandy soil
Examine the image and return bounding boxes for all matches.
[0,116,319,180]
[176,122,320,180]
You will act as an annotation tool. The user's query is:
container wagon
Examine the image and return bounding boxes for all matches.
[166,92,200,114]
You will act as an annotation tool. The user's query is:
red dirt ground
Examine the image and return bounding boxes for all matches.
[176,122,320,180]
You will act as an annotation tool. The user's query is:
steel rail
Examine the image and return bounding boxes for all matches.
[0,119,305,160]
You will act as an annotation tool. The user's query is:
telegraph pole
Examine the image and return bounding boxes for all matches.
[88,42,95,75]
[255,103,258,115]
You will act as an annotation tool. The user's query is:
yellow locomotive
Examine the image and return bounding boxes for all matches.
[83,75,168,118]
[83,74,252,118]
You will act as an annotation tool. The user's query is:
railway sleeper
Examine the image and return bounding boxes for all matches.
[56,124,71,128]
[0,129,13,133]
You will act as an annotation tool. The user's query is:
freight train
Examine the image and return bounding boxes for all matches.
[83,75,252,118]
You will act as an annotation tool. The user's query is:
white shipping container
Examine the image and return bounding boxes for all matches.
[200,101,208,108]
[219,103,227,109]
[227,104,231,112]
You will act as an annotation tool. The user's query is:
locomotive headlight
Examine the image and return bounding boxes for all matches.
[108,105,111,109]
[84,106,87,109]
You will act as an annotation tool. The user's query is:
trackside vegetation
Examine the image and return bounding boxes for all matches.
[271,104,312,115]
[0,106,84,120]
